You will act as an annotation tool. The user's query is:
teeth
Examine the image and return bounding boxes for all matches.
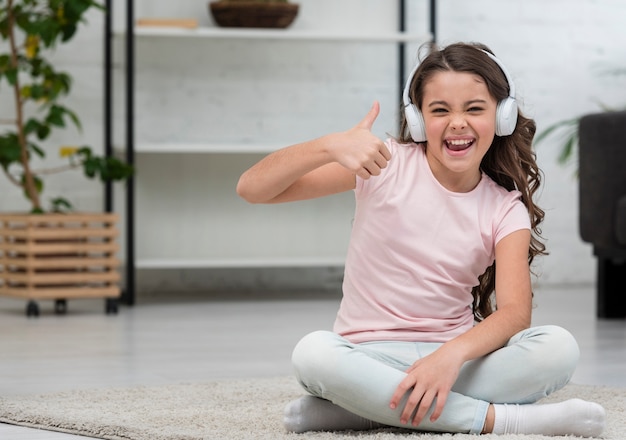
[448,139,471,145]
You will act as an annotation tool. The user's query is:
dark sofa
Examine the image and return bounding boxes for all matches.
[578,110,626,318]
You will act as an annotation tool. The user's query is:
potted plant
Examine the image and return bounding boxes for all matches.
[534,66,626,172]
[533,105,614,175]
[0,0,133,317]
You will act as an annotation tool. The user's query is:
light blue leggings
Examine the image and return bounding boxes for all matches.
[291,325,579,434]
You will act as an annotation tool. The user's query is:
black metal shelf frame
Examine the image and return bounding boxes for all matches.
[104,0,437,305]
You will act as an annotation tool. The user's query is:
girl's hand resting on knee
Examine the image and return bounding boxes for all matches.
[389,346,464,426]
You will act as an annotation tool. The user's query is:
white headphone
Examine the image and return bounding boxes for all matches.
[403,49,518,142]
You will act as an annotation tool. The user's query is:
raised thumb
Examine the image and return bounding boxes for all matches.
[357,101,380,130]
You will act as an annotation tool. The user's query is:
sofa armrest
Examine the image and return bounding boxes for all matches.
[616,196,626,246]
[579,110,626,248]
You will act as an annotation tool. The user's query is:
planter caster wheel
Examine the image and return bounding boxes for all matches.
[105,298,119,315]
[26,300,40,318]
[54,299,68,315]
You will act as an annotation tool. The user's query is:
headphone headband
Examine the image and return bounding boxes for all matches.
[481,50,516,100]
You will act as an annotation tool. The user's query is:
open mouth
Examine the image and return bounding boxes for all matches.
[445,138,474,153]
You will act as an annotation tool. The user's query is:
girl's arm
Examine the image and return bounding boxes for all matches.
[236,102,391,204]
[389,228,533,426]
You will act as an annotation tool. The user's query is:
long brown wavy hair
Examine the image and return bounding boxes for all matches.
[397,42,547,321]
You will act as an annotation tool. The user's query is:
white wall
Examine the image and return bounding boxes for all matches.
[2,0,625,290]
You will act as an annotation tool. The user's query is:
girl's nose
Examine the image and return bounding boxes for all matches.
[450,114,467,130]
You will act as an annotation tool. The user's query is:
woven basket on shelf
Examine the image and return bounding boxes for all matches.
[209,2,299,29]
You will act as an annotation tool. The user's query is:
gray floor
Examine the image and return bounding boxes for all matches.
[1,284,625,439]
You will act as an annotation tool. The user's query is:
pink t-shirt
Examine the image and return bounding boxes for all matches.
[333,139,531,343]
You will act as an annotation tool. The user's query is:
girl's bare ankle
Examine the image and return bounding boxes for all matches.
[481,404,495,434]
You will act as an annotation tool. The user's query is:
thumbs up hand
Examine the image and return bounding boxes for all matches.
[330,101,392,180]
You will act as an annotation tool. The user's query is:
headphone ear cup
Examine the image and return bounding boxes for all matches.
[495,97,518,136]
[405,103,427,142]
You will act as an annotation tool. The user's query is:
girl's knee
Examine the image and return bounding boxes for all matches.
[539,325,580,367]
[291,331,341,374]
[521,325,580,382]
[291,331,348,395]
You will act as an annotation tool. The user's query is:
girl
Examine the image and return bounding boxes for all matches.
[236,42,605,436]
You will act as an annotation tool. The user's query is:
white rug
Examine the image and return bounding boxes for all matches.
[0,376,623,439]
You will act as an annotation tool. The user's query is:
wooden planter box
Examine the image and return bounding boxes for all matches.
[0,213,121,317]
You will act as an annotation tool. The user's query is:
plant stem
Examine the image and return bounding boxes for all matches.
[1,167,23,187]
[7,0,42,211]
[32,163,81,175]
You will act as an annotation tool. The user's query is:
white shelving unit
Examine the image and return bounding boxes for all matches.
[135,256,348,270]
[133,26,429,43]
[114,2,433,302]
[130,141,298,155]
[124,27,430,156]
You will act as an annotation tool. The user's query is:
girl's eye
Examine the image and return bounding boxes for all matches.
[468,107,484,112]
[431,108,447,113]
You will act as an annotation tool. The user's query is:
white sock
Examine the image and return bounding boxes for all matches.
[492,398,606,437]
[283,395,383,433]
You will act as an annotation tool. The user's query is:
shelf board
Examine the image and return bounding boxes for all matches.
[115,142,296,154]
[135,257,346,269]
[122,26,431,43]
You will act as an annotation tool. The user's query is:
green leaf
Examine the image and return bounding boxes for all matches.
[79,153,134,182]
[29,142,46,159]
[46,105,66,127]
[24,118,42,135]
[36,123,51,140]
[29,57,44,77]
[29,84,45,99]
[20,85,32,98]
[0,54,10,70]
[5,67,17,85]
[56,72,72,94]
[61,23,78,42]
[534,118,579,146]
[76,146,92,158]
[83,157,97,178]
[534,117,579,166]
[558,135,578,166]
[22,174,44,200]
[63,107,81,130]
[0,134,22,167]
[0,17,9,40]
[37,19,61,47]
[34,175,43,193]
[50,197,73,213]
[103,157,134,181]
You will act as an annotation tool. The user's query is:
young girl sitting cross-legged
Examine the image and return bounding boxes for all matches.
[237,41,606,437]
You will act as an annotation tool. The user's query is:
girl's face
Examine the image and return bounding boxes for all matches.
[421,70,498,193]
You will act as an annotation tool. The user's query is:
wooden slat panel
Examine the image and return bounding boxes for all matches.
[4,271,121,284]
[0,213,121,302]
[0,285,120,299]
[0,213,118,224]
[0,257,121,269]
[0,242,119,254]
[0,227,119,240]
